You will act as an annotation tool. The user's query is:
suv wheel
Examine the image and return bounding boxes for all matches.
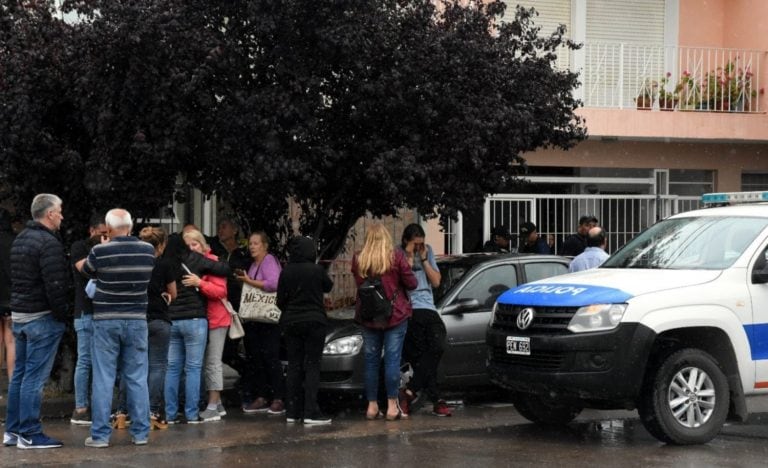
[638,348,729,445]
[514,393,582,425]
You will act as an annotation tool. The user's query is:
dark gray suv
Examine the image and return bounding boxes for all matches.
[319,253,570,392]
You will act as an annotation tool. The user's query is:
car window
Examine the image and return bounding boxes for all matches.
[524,262,569,283]
[432,264,469,304]
[455,264,518,309]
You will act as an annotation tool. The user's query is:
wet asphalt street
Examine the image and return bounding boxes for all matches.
[5,397,768,467]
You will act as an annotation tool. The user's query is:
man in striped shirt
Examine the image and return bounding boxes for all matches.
[80,209,155,448]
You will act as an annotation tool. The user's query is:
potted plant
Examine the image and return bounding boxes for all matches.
[677,70,701,111]
[702,60,758,112]
[635,78,657,110]
[658,72,681,111]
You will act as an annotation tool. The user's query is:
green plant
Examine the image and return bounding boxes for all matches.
[658,72,682,110]
[677,70,701,110]
[702,59,757,111]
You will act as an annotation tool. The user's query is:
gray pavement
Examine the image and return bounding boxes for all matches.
[4,372,768,467]
[2,398,768,467]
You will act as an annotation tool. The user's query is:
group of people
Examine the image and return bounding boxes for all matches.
[2,193,454,449]
[483,214,608,266]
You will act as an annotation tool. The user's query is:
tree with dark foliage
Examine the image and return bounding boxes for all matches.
[0,0,585,259]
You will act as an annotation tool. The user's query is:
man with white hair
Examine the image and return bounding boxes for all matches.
[80,208,155,448]
[5,194,70,449]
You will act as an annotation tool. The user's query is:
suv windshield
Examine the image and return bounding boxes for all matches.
[603,216,768,270]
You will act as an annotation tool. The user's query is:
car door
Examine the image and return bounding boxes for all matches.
[748,243,768,388]
[438,263,518,386]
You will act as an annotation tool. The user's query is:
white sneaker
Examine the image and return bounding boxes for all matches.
[199,408,222,422]
[304,414,332,425]
[3,432,18,447]
[84,437,109,448]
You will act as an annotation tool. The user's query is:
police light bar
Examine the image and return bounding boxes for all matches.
[701,191,768,205]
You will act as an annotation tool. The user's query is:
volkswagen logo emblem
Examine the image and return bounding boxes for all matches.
[516,308,535,330]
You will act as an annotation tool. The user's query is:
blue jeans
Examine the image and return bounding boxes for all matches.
[148,319,171,416]
[164,318,207,421]
[91,319,150,442]
[5,315,65,436]
[74,314,94,409]
[361,320,408,401]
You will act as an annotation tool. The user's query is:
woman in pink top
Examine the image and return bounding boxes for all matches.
[235,231,284,414]
[182,230,229,421]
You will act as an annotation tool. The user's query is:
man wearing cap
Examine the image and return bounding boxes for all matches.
[561,215,599,256]
[483,226,513,253]
[518,222,553,254]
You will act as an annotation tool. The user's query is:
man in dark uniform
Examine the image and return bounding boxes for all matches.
[483,225,514,253]
[561,215,599,256]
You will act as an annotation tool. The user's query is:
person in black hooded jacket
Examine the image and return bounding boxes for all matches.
[276,236,333,425]
[161,233,230,424]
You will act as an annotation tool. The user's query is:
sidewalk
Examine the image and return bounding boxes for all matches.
[0,365,243,421]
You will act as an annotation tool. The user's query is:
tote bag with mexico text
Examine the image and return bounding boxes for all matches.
[238,282,281,324]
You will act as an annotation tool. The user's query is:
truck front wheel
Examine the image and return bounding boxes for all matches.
[638,348,729,445]
[514,394,582,425]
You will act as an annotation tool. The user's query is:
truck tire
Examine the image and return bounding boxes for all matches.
[514,393,582,425]
[638,348,729,445]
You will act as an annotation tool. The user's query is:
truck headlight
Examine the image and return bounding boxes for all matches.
[567,304,627,333]
[323,335,363,355]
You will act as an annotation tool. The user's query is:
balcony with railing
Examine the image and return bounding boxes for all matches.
[566,43,768,141]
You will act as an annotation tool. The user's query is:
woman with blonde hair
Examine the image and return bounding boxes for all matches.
[163,231,230,424]
[181,229,230,422]
[351,224,417,421]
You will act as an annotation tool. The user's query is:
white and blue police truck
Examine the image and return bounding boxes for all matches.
[487,191,768,445]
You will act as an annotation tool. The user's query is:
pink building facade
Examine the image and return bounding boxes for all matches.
[432,0,768,255]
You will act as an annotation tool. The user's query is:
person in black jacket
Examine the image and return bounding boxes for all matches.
[0,208,16,383]
[561,215,599,256]
[277,236,333,425]
[5,194,71,449]
[69,213,107,426]
[162,233,230,424]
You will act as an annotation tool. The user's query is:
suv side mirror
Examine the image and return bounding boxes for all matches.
[442,298,481,315]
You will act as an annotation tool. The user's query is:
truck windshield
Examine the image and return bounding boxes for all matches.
[603,216,768,270]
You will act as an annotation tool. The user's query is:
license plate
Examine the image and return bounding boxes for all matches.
[506,336,530,356]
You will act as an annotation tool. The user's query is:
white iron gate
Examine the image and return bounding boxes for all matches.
[482,194,701,255]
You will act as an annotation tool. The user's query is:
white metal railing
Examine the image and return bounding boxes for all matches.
[571,43,765,113]
[485,194,701,255]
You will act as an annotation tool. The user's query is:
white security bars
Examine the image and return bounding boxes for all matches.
[574,43,764,112]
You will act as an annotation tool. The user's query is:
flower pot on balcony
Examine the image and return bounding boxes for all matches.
[713,98,730,112]
[659,97,677,111]
[635,95,653,110]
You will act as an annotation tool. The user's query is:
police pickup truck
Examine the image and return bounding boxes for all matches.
[486,191,768,445]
